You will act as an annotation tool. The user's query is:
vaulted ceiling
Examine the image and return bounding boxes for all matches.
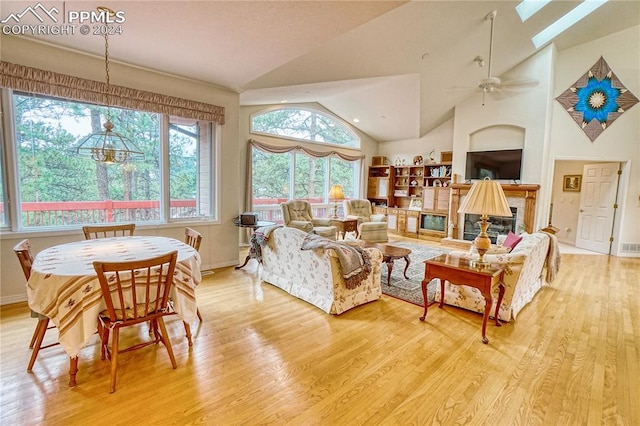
[2,0,638,141]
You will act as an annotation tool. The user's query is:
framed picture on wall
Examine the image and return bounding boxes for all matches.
[563,174,582,192]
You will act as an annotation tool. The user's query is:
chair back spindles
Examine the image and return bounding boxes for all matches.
[82,223,136,240]
[93,251,178,393]
[184,227,202,251]
[13,239,34,280]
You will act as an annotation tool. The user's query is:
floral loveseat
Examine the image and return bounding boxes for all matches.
[259,226,382,314]
[440,232,556,321]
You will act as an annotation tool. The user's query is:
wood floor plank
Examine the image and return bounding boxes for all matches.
[1,240,639,425]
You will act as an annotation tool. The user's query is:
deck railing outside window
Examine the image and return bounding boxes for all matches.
[0,198,339,227]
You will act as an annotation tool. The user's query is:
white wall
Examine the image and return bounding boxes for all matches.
[378,118,454,167]
[446,25,639,257]
[0,36,242,304]
[452,45,556,230]
[549,25,640,256]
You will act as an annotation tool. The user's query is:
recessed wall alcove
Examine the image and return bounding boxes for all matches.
[469,125,525,152]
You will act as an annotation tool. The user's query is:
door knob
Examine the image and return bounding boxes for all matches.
[579,209,584,212]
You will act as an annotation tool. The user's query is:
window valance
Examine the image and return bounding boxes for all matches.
[249,139,364,161]
[0,61,225,125]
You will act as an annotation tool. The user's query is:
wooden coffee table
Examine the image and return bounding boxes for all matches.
[419,254,505,344]
[365,243,411,286]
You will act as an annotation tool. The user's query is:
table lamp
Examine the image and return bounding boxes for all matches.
[328,184,345,219]
[457,177,512,268]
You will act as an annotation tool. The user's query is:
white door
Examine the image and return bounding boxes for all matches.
[575,162,619,254]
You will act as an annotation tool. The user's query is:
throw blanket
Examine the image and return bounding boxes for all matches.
[300,233,372,290]
[541,231,561,283]
[249,225,283,264]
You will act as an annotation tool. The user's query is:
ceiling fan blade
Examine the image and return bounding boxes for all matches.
[471,10,538,106]
[498,78,539,89]
[447,85,477,93]
[490,89,517,100]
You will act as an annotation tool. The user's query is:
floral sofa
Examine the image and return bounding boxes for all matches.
[259,226,383,314]
[440,232,555,321]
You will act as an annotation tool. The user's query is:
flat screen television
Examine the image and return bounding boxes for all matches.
[465,149,523,181]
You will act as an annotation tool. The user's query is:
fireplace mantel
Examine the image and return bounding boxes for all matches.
[449,183,540,237]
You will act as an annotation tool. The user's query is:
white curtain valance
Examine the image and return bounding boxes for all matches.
[249,138,365,162]
[0,61,225,125]
[245,139,366,217]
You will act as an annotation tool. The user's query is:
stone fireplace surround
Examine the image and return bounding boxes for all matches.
[449,183,540,241]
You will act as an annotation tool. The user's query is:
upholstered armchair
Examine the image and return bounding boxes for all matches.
[280,200,337,240]
[343,199,388,243]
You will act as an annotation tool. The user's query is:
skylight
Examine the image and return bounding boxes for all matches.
[516,0,551,22]
[531,0,609,48]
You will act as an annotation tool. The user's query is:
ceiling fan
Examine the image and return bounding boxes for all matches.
[475,10,538,105]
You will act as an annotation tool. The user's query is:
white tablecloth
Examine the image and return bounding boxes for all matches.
[27,236,202,357]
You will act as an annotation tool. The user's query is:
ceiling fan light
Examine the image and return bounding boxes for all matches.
[479,76,501,91]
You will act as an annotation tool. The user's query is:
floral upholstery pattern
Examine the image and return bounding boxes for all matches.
[260,226,382,314]
[439,232,551,321]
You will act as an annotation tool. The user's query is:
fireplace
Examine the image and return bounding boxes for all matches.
[463,207,517,243]
[449,183,539,241]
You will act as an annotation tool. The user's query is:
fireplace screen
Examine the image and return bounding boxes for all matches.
[463,207,517,243]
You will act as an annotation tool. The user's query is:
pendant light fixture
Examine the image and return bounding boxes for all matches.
[76,7,143,164]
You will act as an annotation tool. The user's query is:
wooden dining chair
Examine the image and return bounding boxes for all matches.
[184,227,203,323]
[184,227,202,251]
[82,223,136,240]
[13,239,60,372]
[93,251,179,393]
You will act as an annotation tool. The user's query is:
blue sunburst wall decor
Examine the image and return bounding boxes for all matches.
[556,56,638,142]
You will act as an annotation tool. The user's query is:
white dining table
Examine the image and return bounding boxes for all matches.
[26,236,202,386]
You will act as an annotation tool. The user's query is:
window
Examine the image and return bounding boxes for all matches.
[3,91,216,229]
[294,153,326,201]
[330,157,356,199]
[251,145,360,222]
[251,107,360,148]
[168,117,214,219]
[252,149,291,202]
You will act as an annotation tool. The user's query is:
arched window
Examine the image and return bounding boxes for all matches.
[251,107,360,148]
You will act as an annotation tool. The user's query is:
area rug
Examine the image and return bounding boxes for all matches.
[376,241,452,307]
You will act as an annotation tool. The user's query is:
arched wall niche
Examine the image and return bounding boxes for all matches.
[469,125,525,151]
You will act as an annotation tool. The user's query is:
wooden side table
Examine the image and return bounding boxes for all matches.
[233,219,276,269]
[420,254,505,344]
[330,217,359,239]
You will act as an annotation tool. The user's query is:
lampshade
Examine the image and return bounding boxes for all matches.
[458,177,512,268]
[328,184,345,200]
[457,178,512,217]
[328,184,345,219]
[75,7,143,164]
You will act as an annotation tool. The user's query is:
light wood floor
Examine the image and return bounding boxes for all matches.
[1,242,639,425]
